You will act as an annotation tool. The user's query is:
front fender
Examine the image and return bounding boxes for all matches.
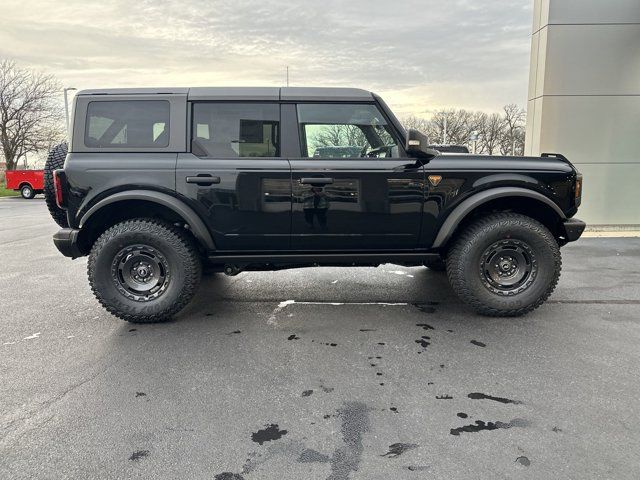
[431,187,566,249]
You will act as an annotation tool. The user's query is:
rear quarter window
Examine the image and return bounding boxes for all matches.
[85,100,170,148]
[191,103,280,158]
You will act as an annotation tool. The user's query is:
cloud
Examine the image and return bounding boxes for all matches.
[0,0,533,115]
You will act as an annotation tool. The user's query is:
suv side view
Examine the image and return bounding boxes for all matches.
[50,87,585,323]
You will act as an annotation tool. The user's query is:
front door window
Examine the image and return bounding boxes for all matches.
[297,103,400,159]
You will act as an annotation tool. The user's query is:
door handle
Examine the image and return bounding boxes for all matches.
[300,177,334,185]
[186,175,220,185]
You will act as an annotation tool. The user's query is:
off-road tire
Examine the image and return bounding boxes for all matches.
[44,142,69,227]
[424,257,446,272]
[20,185,35,199]
[446,213,561,317]
[88,219,202,323]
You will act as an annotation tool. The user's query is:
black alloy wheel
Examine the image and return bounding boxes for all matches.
[479,239,537,295]
[111,244,171,302]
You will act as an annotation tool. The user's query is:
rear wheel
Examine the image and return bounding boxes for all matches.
[88,219,202,323]
[446,213,561,316]
[44,142,69,227]
[20,185,35,199]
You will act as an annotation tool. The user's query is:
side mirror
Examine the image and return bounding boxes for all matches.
[406,129,439,159]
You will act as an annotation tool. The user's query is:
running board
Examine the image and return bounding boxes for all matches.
[207,252,440,264]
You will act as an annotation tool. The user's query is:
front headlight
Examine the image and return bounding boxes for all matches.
[574,174,583,206]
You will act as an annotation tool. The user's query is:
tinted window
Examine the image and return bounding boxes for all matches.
[85,101,170,148]
[297,104,399,159]
[430,145,470,154]
[192,103,280,158]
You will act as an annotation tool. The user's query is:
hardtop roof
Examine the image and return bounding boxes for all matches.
[76,87,374,102]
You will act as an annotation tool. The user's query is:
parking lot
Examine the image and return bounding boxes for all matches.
[1,197,639,479]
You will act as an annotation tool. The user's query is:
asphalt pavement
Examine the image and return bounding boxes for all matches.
[1,197,639,479]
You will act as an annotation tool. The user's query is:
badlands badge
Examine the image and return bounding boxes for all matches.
[428,175,442,187]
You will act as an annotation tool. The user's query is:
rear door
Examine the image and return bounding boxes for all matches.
[176,102,291,251]
[288,102,424,250]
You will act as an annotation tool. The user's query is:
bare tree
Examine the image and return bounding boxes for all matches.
[427,109,475,146]
[401,115,430,134]
[499,104,526,156]
[310,124,367,150]
[477,113,505,155]
[0,59,64,170]
[343,125,368,147]
[311,124,344,148]
[466,111,487,153]
[404,110,479,148]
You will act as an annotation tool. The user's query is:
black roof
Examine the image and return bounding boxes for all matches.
[76,87,374,102]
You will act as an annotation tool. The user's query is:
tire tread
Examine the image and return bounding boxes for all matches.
[446,213,562,317]
[87,218,201,323]
[43,143,69,227]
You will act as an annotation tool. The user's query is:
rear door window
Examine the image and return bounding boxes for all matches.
[85,100,170,148]
[191,103,280,158]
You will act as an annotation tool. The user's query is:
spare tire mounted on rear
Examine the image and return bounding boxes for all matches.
[43,142,69,228]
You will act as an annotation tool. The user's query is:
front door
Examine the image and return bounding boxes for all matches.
[176,102,291,251]
[289,103,424,250]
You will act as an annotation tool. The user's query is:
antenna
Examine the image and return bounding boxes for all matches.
[286,65,289,87]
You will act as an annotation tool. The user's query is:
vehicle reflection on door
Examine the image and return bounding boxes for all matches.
[176,156,292,250]
[298,178,361,231]
[290,161,423,250]
[303,186,329,230]
[260,177,293,213]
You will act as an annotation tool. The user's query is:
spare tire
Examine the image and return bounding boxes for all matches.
[44,142,69,227]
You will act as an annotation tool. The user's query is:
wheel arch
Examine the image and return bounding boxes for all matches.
[18,182,34,190]
[432,187,567,249]
[77,190,215,254]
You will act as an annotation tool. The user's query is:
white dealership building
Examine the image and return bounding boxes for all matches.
[525,0,640,226]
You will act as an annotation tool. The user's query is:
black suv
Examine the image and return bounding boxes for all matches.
[49,87,585,323]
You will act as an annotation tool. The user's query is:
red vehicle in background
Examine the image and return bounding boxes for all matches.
[5,170,44,199]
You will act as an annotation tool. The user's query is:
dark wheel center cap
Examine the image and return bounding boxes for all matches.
[137,267,149,277]
[132,261,154,280]
[499,259,513,271]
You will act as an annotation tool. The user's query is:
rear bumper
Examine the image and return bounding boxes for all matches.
[562,218,586,242]
[53,228,83,258]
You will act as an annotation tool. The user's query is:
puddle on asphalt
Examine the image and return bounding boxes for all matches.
[380,443,418,458]
[450,418,529,436]
[468,392,522,404]
[251,424,288,445]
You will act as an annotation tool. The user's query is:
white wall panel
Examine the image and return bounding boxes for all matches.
[548,0,640,25]
[537,96,640,165]
[542,25,640,96]
[526,0,640,225]
[571,163,640,225]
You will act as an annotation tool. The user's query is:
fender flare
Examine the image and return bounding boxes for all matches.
[79,190,215,250]
[431,187,566,249]
[18,182,34,189]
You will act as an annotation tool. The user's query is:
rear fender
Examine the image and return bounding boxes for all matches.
[79,190,215,250]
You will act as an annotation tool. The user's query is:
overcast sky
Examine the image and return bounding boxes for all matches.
[0,0,533,117]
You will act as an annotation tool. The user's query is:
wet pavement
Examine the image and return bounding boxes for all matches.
[1,197,640,479]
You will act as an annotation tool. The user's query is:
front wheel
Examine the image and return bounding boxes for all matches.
[21,185,35,199]
[446,213,561,317]
[88,219,202,323]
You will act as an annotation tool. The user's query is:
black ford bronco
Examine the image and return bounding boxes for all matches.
[48,87,585,323]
